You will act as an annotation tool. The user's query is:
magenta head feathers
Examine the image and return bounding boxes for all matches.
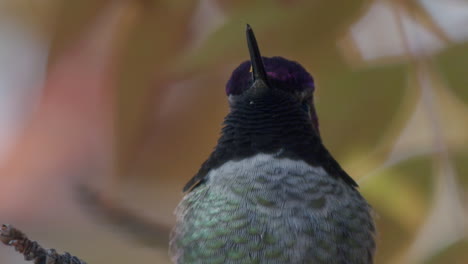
[226,56,315,96]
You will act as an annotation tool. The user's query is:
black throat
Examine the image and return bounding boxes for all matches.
[183,89,358,191]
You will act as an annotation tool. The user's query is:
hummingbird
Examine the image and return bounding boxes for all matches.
[170,25,376,264]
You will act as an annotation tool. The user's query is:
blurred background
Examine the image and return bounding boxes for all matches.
[0,0,467,263]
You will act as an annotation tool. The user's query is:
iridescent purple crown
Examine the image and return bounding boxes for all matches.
[226,56,315,95]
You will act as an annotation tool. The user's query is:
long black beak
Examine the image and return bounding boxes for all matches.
[246,24,269,85]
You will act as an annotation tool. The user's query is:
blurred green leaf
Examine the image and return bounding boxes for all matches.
[361,156,434,264]
[318,63,408,160]
[177,0,368,73]
[436,42,468,105]
[454,150,468,191]
[426,240,468,264]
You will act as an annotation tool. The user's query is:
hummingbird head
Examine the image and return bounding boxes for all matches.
[183,25,359,192]
[226,25,319,132]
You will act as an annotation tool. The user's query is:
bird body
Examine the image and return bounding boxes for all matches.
[170,25,375,264]
[171,154,374,263]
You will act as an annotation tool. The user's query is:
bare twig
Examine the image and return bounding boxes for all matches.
[0,224,87,264]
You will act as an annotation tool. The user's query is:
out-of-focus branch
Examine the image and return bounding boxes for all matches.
[0,224,87,264]
[76,184,171,249]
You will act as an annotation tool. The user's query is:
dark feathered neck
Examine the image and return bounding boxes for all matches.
[183,91,357,191]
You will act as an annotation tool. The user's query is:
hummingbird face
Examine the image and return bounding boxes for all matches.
[226,25,319,133]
